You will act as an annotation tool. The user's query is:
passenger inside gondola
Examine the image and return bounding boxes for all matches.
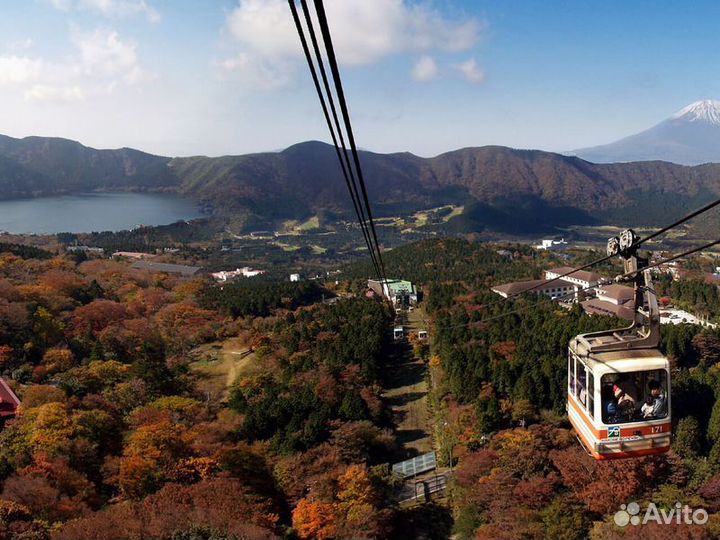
[601,384,618,423]
[601,370,668,424]
[614,374,639,420]
[641,380,667,418]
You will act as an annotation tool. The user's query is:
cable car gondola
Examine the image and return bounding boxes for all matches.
[568,229,671,460]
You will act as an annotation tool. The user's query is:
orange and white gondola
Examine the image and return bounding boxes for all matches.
[567,229,671,460]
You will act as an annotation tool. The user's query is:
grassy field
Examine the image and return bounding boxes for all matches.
[190,337,257,402]
[271,241,302,252]
[279,216,321,234]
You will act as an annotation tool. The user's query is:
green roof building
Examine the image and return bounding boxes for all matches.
[368,279,418,306]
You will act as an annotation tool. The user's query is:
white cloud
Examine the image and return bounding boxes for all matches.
[226,0,298,58]
[46,0,160,22]
[72,29,148,84]
[456,58,484,84]
[24,84,85,103]
[321,0,481,65]
[0,28,151,102]
[215,53,293,91]
[0,56,44,85]
[411,55,437,82]
[221,0,484,89]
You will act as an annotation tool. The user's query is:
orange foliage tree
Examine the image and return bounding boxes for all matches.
[292,497,337,540]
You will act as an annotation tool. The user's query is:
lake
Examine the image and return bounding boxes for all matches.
[0,192,204,234]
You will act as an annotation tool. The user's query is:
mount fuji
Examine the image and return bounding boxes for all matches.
[571,100,720,165]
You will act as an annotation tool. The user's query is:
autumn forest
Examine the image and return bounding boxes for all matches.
[0,238,718,539]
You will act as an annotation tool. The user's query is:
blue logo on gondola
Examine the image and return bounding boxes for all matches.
[608,426,621,438]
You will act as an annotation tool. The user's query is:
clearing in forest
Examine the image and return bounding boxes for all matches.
[383,306,433,457]
[190,337,257,402]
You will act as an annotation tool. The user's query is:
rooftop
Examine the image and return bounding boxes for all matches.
[368,278,416,294]
[131,260,201,276]
[581,298,635,321]
[491,279,553,297]
[112,251,154,259]
[596,283,635,303]
[0,378,21,419]
[546,266,603,283]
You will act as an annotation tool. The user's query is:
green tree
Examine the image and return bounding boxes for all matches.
[673,416,702,459]
[709,399,720,445]
[541,496,590,540]
[511,399,538,425]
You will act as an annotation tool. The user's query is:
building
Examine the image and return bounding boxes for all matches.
[545,266,602,301]
[544,267,602,290]
[581,284,636,321]
[131,260,201,277]
[0,378,20,427]
[211,267,265,281]
[290,273,301,282]
[368,279,418,307]
[595,283,635,306]
[491,266,602,302]
[535,238,568,251]
[67,245,104,254]
[651,259,683,280]
[491,279,572,300]
[112,251,154,260]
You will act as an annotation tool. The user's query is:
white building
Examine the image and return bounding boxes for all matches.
[211,267,265,281]
[491,267,602,303]
[581,284,635,320]
[290,273,301,282]
[535,238,568,251]
[67,245,104,254]
[545,267,601,297]
[492,279,575,301]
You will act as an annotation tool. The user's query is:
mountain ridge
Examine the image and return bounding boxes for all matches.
[0,133,719,233]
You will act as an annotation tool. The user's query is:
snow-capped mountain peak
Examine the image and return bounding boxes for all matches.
[571,99,720,165]
[671,99,720,125]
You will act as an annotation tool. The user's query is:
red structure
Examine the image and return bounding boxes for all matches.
[0,377,20,424]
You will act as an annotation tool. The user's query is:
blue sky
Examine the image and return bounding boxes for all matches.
[0,0,718,157]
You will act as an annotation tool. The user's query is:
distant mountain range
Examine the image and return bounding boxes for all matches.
[0,134,719,234]
[572,100,720,165]
[0,134,176,197]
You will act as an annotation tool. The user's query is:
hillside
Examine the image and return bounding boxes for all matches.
[2,135,720,232]
[172,142,720,231]
[0,134,176,198]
